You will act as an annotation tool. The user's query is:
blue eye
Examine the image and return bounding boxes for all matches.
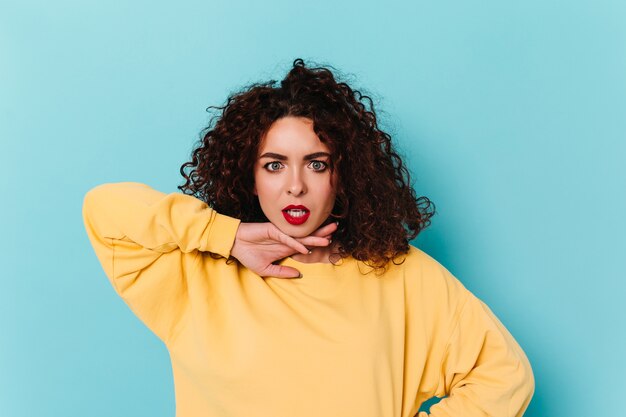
[264,161,283,172]
[309,160,328,172]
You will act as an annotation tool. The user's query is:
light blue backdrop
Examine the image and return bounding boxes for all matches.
[1,1,624,416]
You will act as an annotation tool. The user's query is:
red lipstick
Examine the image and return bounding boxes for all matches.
[282,205,310,225]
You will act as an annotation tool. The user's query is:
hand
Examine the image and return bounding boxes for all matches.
[230,221,337,278]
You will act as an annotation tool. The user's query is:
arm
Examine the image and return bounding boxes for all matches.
[419,292,535,417]
[82,182,240,342]
[82,181,337,341]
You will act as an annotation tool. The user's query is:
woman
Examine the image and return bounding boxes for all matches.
[82,59,534,417]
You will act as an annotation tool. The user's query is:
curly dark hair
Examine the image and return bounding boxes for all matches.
[179,58,435,271]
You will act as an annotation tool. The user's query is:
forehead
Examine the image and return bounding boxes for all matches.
[259,116,330,155]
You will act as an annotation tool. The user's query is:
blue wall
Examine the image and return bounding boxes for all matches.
[1,1,624,416]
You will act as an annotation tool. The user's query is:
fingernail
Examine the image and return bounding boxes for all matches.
[335,221,339,226]
[296,273,303,279]
[307,250,312,255]
[328,239,332,244]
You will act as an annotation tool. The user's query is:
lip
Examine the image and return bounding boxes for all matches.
[282,205,310,225]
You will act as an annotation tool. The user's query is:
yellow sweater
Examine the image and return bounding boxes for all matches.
[82,182,534,417]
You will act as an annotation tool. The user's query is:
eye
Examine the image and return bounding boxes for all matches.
[308,160,328,172]
[263,161,284,172]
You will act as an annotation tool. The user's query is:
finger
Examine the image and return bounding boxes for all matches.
[310,221,338,237]
[271,228,310,255]
[296,235,332,247]
[262,264,302,279]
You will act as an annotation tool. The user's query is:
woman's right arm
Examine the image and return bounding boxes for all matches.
[82,182,335,342]
[82,182,241,342]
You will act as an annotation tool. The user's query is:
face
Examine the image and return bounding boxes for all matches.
[253,116,337,238]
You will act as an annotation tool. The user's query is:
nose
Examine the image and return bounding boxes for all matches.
[287,169,307,196]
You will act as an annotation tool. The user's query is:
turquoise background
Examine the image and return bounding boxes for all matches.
[1,0,624,416]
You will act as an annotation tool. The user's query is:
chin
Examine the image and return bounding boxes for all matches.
[281,226,315,238]
[275,221,318,238]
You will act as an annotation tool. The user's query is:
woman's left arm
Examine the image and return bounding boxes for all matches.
[419,292,535,417]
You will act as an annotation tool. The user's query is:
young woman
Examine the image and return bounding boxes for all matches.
[83,59,534,417]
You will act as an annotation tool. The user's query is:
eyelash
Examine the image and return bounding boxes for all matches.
[263,160,328,172]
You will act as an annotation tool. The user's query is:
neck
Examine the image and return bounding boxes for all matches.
[291,243,337,264]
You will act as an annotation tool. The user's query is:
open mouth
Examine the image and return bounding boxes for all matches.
[282,205,310,225]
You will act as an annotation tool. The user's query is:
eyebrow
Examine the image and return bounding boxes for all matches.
[258,152,331,161]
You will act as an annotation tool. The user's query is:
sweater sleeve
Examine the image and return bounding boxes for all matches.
[419,291,535,417]
[82,182,241,342]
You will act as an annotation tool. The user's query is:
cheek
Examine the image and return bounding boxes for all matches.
[322,184,337,208]
[254,175,280,199]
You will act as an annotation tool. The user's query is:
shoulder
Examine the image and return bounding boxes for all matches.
[391,245,471,308]
[391,245,458,282]
[395,245,446,271]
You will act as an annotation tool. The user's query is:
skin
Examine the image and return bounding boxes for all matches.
[254,116,338,261]
[230,116,339,277]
